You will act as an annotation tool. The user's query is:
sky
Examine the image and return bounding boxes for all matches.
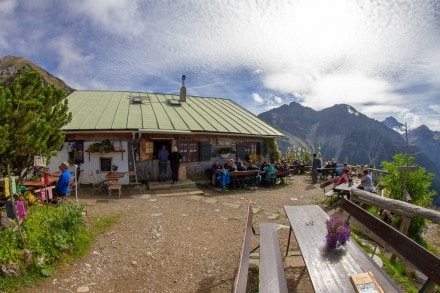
[1,0,440,131]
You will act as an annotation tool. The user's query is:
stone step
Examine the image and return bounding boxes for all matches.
[148,179,203,196]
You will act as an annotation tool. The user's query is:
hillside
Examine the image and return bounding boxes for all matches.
[0,55,74,94]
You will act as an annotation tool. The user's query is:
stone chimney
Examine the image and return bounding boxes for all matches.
[180,75,186,102]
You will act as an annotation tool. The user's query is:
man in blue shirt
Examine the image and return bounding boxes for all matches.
[158,145,169,182]
[55,161,71,197]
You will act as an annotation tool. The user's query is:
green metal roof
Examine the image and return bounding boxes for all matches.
[64,90,284,137]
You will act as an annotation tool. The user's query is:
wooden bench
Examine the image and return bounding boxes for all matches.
[233,204,256,293]
[319,176,340,204]
[229,170,258,188]
[339,198,440,291]
[233,204,288,293]
[259,223,288,293]
[275,170,292,184]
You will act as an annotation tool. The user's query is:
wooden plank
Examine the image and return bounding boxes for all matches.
[350,189,440,223]
[259,223,288,293]
[339,198,440,285]
[233,204,254,293]
[398,166,417,172]
[284,205,401,292]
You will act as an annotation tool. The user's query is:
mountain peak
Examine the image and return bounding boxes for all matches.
[382,116,406,133]
[0,55,74,94]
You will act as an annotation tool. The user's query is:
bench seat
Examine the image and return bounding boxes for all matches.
[259,223,288,293]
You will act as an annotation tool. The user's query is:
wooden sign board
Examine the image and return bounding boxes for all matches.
[398,166,417,172]
[33,156,47,167]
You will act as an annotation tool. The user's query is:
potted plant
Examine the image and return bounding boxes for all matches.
[111,165,118,172]
[88,139,114,154]
[216,146,234,158]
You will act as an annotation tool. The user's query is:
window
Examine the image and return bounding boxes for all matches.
[245,143,258,156]
[100,157,112,172]
[68,141,84,164]
[141,140,154,160]
[178,142,199,162]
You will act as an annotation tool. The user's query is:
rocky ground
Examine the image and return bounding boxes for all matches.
[16,175,439,293]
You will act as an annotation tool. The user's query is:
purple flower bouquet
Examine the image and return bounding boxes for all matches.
[325,216,351,249]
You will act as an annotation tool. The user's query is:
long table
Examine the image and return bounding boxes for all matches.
[334,179,361,192]
[284,205,401,292]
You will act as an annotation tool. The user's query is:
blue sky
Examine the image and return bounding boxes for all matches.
[1,0,440,131]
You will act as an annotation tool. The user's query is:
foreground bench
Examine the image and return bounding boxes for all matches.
[339,198,440,291]
[233,204,256,293]
[259,223,288,293]
[233,204,288,293]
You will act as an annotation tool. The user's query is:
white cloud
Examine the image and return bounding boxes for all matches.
[252,93,264,104]
[3,0,440,130]
[68,0,145,37]
[0,0,18,49]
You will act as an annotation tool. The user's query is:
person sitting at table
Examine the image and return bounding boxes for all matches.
[211,160,222,185]
[260,161,269,171]
[337,169,351,185]
[236,160,247,171]
[247,160,259,170]
[264,163,277,183]
[224,159,237,171]
[358,170,373,192]
[55,161,71,198]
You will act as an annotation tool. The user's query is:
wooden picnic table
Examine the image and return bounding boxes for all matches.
[22,177,58,188]
[334,179,361,193]
[284,205,401,292]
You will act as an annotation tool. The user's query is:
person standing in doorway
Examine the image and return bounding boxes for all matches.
[169,146,183,184]
[311,153,321,184]
[158,145,169,182]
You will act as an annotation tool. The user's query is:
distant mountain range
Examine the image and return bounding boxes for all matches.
[258,102,440,206]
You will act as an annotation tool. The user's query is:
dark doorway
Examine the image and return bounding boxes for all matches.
[153,141,172,159]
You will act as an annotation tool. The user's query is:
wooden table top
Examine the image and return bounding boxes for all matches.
[284,205,401,292]
[22,179,57,188]
[334,179,361,192]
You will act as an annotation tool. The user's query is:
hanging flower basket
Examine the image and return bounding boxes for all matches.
[215,146,234,158]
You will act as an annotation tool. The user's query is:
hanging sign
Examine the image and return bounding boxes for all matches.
[34,156,47,167]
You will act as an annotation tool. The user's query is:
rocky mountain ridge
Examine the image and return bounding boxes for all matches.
[258,102,440,206]
[0,55,74,94]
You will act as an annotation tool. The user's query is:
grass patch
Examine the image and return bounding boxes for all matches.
[351,230,419,292]
[0,204,122,292]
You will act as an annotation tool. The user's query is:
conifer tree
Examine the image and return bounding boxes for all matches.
[0,70,72,177]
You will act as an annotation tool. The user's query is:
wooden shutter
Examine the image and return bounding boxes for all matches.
[200,141,211,161]
[236,143,246,160]
[258,142,265,156]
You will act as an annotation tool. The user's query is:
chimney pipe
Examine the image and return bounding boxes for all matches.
[180,75,186,102]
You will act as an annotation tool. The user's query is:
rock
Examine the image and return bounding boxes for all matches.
[76,285,90,292]
[267,213,279,220]
[0,263,20,277]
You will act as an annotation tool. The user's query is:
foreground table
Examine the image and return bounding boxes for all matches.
[284,205,401,292]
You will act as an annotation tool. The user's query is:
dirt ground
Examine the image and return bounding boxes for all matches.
[17,175,439,293]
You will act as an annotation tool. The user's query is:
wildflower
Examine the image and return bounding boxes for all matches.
[325,216,351,249]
